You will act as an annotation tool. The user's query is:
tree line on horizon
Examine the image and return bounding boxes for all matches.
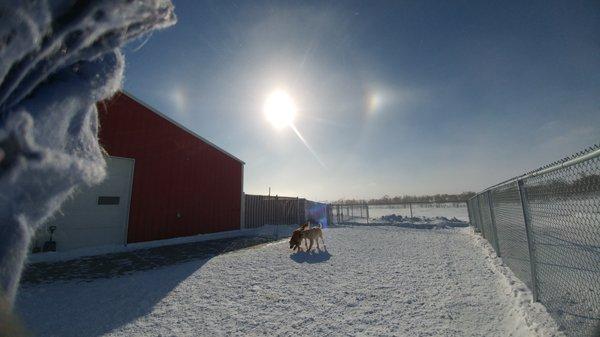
[333,192,476,205]
[331,172,600,205]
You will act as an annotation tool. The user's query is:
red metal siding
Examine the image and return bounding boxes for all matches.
[97,92,243,243]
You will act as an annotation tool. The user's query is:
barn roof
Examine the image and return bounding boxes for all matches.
[118,90,245,165]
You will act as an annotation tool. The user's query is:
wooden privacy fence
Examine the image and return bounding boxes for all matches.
[243,194,332,229]
[243,194,306,229]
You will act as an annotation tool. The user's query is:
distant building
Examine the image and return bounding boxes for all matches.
[32,91,244,252]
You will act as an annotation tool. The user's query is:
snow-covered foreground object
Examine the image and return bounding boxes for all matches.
[16,225,562,337]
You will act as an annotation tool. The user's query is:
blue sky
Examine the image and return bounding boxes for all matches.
[122,0,600,201]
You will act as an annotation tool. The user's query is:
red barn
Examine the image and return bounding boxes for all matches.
[97,91,244,243]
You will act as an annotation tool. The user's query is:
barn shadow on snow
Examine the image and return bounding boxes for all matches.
[16,236,271,337]
[290,250,331,263]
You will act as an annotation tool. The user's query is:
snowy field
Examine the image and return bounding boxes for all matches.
[16,224,562,337]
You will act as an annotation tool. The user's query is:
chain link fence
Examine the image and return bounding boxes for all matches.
[331,204,370,224]
[331,202,468,225]
[467,145,600,337]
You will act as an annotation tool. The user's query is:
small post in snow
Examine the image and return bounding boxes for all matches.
[296,197,299,226]
[276,195,279,226]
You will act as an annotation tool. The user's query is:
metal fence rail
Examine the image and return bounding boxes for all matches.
[467,145,600,337]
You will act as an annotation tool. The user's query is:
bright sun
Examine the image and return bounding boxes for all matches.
[263,90,296,130]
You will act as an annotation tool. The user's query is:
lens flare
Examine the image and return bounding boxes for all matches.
[290,124,327,168]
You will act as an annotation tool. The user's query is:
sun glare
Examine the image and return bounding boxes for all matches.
[263,90,297,130]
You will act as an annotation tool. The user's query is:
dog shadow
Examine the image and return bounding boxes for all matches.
[290,250,331,264]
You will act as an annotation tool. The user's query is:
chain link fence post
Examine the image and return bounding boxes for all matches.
[476,195,487,239]
[486,190,501,257]
[466,198,472,226]
[517,179,539,302]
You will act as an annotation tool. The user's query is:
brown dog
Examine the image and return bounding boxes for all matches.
[301,223,326,252]
[289,222,309,252]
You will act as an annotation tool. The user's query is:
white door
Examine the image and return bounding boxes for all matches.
[33,156,135,252]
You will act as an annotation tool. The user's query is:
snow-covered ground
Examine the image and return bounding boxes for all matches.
[16,224,562,337]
